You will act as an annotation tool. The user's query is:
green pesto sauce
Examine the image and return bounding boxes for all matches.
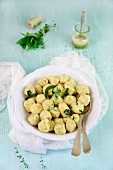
[72,34,88,49]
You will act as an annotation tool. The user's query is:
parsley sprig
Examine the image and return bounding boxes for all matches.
[64,109,71,115]
[62,88,69,98]
[15,147,29,169]
[54,88,61,100]
[16,23,56,51]
[25,90,38,100]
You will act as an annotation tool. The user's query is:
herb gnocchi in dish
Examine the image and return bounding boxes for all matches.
[23,74,91,135]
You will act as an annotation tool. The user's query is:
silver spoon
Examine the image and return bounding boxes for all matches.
[80,11,86,36]
[71,103,91,156]
[82,105,91,153]
[71,114,84,156]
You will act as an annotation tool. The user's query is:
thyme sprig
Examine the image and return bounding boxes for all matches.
[40,156,46,169]
[15,147,29,169]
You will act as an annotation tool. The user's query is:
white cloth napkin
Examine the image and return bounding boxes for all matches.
[0,63,12,111]
[0,51,109,154]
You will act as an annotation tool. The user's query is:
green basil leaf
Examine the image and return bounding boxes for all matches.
[25,32,37,38]
[54,88,61,99]
[45,85,56,99]
[27,90,37,97]
[21,44,26,49]
[62,88,69,98]
[16,37,29,45]
[16,23,56,51]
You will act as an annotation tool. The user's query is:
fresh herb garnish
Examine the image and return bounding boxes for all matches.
[25,97,30,100]
[45,85,55,99]
[64,109,70,115]
[16,23,56,51]
[15,147,29,169]
[27,90,37,97]
[79,109,83,113]
[70,105,72,109]
[25,90,37,100]
[62,88,69,98]
[54,88,61,100]
[40,156,46,169]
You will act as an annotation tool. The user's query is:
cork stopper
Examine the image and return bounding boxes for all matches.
[26,15,43,29]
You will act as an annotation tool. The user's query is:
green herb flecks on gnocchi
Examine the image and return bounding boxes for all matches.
[23,74,91,135]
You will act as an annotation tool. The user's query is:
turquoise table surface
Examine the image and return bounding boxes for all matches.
[0,0,113,169]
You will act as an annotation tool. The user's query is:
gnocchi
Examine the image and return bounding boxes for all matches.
[64,95,76,105]
[23,74,91,135]
[50,107,60,118]
[30,103,43,114]
[40,110,52,120]
[59,74,70,83]
[68,78,77,88]
[63,116,71,123]
[52,95,63,105]
[36,78,48,87]
[76,84,90,95]
[35,84,43,94]
[42,99,54,110]
[23,98,35,112]
[71,102,84,114]
[38,119,50,133]
[47,76,59,85]
[28,113,39,126]
[58,102,70,118]
[78,94,90,106]
[71,114,80,124]
[54,118,63,124]
[54,123,66,135]
[66,119,76,132]
[24,85,36,96]
[36,94,46,104]
[64,81,76,95]
[49,121,55,132]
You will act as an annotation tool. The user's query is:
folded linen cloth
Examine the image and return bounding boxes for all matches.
[0,51,109,154]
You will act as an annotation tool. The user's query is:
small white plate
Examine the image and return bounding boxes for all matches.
[14,66,101,141]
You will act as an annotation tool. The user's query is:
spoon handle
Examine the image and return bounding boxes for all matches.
[82,119,91,153]
[71,115,83,156]
[80,11,86,33]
